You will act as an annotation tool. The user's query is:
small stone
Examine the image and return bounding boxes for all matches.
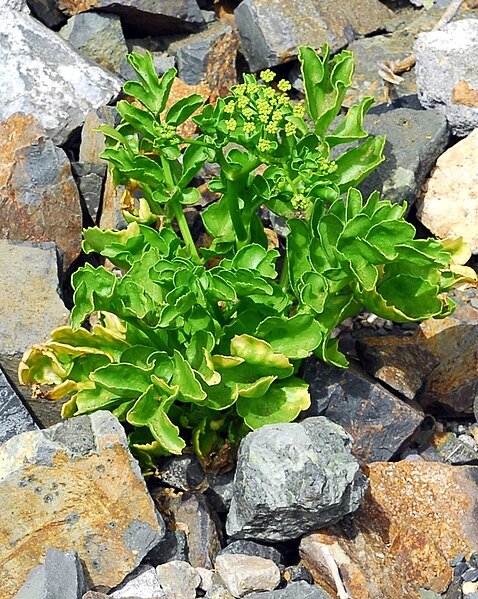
[0,366,38,445]
[0,412,165,597]
[156,560,201,599]
[469,552,478,568]
[71,162,107,226]
[157,454,207,492]
[226,418,367,541]
[463,581,478,594]
[205,469,235,513]
[246,581,333,598]
[464,569,478,583]
[417,128,478,254]
[219,540,284,566]
[215,554,281,598]
[283,566,314,585]
[142,529,188,566]
[196,567,215,592]
[415,19,478,136]
[109,564,165,598]
[451,553,466,567]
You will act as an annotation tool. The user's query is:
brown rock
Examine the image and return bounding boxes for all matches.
[357,335,439,400]
[300,461,478,598]
[0,411,165,598]
[417,128,478,254]
[0,113,82,272]
[166,78,211,139]
[415,284,478,415]
[204,27,239,99]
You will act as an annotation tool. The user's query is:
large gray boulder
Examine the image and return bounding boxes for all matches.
[226,418,367,541]
[415,19,478,137]
[0,8,121,144]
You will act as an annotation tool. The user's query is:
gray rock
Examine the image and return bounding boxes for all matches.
[109,564,165,598]
[0,239,69,427]
[13,547,87,599]
[205,582,235,599]
[338,107,449,207]
[205,469,235,513]
[234,0,393,72]
[0,366,38,445]
[247,580,333,599]
[57,0,205,35]
[59,12,128,75]
[143,529,188,565]
[436,434,478,466]
[71,162,107,226]
[157,454,207,492]
[219,540,284,566]
[3,0,29,11]
[156,560,201,599]
[226,418,367,541]
[215,554,280,598]
[415,19,478,137]
[302,358,424,463]
[26,0,65,28]
[0,8,121,145]
[166,21,232,85]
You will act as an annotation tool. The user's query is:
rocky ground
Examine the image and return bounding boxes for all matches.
[1,0,478,598]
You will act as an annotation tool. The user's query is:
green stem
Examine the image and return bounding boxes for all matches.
[226,178,248,249]
[279,252,290,292]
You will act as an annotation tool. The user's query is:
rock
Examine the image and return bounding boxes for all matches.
[356,107,450,206]
[56,0,205,35]
[109,564,164,598]
[226,418,367,541]
[79,106,120,163]
[300,461,478,597]
[59,12,128,75]
[215,554,280,598]
[156,454,207,492]
[196,567,215,593]
[219,540,284,566]
[4,0,29,11]
[0,113,83,273]
[416,284,478,415]
[205,469,235,513]
[155,560,201,599]
[152,489,222,568]
[120,49,175,82]
[0,366,38,445]
[14,547,87,599]
[142,529,188,566]
[415,19,478,137]
[356,334,439,400]
[0,412,165,597]
[234,0,394,72]
[27,0,66,27]
[205,583,235,599]
[247,580,334,598]
[302,359,424,462]
[417,127,478,253]
[0,239,69,427]
[0,9,121,145]
[428,431,478,465]
[166,21,237,87]
[71,162,107,226]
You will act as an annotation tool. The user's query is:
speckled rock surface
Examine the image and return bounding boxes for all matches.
[215,554,281,598]
[301,461,478,598]
[0,366,38,446]
[0,412,165,598]
[0,8,121,144]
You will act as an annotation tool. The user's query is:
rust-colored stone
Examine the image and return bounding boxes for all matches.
[0,412,164,599]
[0,113,82,273]
[205,27,239,100]
[452,79,478,107]
[300,461,478,598]
[167,78,211,139]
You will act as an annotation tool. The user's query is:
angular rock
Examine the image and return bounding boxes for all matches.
[205,582,235,599]
[234,0,393,72]
[152,490,222,569]
[0,412,165,597]
[0,9,121,145]
[196,567,215,593]
[59,12,128,75]
[226,418,367,541]
[56,0,205,34]
[417,127,478,253]
[27,0,66,27]
[157,454,207,492]
[356,107,450,206]
[205,469,235,513]
[356,334,439,400]
[143,529,188,566]
[14,547,87,599]
[0,113,83,272]
[247,580,333,599]
[302,359,424,462]
[0,366,38,446]
[215,554,280,598]
[165,21,238,93]
[417,284,478,415]
[428,431,478,465]
[71,162,107,226]
[415,19,478,136]
[79,106,120,163]
[300,461,478,597]
[0,239,69,427]
[109,564,164,598]
[155,560,200,599]
[219,540,284,566]
[4,0,29,11]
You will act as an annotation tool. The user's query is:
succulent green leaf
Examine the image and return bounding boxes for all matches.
[165,94,205,127]
[333,136,386,192]
[255,314,323,359]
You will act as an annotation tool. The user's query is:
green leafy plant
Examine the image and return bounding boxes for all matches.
[19,45,468,472]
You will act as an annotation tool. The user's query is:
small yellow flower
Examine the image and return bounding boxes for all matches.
[277,79,292,92]
[236,96,249,109]
[292,103,305,117]
[263,87,276,100]
[258,113,269,124]
[223,101,235,114]
[243,121,256,134]
[257,138,272,152]
[225,118,237,131]
[233,83,246,96]
[247,83,261,95]
[260,69,275,83]
[265,122,279,135]
[284,122,297,137]
[243,107,254,119]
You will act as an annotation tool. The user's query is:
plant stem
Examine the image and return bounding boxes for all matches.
[226,178,248,249]
[279,252,290,292]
